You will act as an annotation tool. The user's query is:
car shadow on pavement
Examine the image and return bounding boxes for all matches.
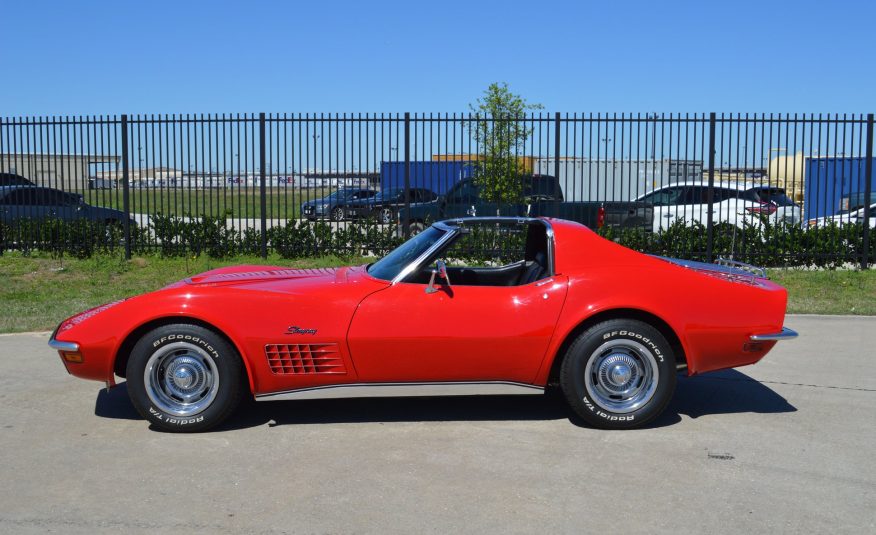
[94,368,796,431]
[646,369,798,429]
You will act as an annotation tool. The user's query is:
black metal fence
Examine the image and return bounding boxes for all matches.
[1,113,873,267]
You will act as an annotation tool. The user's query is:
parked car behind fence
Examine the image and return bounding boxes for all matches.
[0,185,134,234]
[301,188,377,221]
[634,181,802,233]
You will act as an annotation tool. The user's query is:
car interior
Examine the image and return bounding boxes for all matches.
[405,222,550,287]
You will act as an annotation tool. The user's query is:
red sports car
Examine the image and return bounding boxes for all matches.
[50,217,797,432]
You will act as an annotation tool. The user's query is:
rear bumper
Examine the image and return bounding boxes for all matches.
[750,327,798,341]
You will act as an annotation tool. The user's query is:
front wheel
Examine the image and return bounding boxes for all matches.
[126,324,244,432]
[330,206,345,221]
[560,319,676,429]
[379,207,395,225]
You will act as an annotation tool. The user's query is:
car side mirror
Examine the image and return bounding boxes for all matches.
[425,259,451,294]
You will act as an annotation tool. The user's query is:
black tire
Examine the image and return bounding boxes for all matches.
[559,319,676,429]
[126,323,244,432]
[379,207,395,225]
[330,206,345,221]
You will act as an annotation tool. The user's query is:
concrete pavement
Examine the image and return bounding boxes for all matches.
[0,315,874,534]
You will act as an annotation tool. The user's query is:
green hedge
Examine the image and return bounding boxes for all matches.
[597,219,875,268]
[1,215,873,268]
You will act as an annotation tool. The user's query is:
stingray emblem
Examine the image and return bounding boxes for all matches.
[285,326,317,335]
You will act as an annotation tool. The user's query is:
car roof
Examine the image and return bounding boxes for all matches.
[648,180,783,192]
[0,185,57,191]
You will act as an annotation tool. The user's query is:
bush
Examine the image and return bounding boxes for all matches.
[599,219,874,268]
[2,213,873,268]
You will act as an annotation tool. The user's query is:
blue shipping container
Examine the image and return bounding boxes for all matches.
[379,161,476,195]
[804,157,876,219]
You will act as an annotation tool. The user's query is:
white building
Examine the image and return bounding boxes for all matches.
[534,158,703,202]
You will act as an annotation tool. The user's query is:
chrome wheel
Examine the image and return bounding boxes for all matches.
[144,342,219,417]
[584,339,659,414]
[380,208,393,224]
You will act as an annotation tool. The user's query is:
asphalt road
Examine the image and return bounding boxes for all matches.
[0,315,874,534]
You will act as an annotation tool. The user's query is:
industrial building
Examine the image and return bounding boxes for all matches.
[0,153,119,190]
[534,158,703,202]
[801,157,876,220]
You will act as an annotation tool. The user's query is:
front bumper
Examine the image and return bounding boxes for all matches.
[750,327,798,341]
[49,330,116,387]
[302,205,327,218]
[48,337,79,352]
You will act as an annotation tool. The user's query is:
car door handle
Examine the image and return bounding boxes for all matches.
[535,278,554,287]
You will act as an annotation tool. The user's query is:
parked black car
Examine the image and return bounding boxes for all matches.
[397,175,653,234]
[345,187,438,224]
[0,186,134,228]
[301,188,377,221]
[0,172,35,186]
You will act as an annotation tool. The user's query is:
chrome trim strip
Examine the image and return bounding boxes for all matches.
[48,338,79,352]
[255,381,545,401]
[390,226,459,285]
[750,327,798,341]
[715,257,767,279]
[543,219,555,276]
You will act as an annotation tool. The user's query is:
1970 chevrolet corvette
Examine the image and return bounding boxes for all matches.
[50,217,797,432]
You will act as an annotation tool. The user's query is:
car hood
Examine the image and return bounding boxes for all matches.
[182,264,370,288]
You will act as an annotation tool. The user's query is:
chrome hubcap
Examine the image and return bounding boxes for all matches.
[584,340,659,414]
[144,342,219,417]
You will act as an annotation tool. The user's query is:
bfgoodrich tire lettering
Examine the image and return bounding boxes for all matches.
[560,319,676,429]
[126,324,243,432]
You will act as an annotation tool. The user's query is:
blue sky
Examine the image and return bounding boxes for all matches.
[1,0,873,115]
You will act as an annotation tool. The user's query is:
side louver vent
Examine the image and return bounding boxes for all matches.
[265,344,346,375]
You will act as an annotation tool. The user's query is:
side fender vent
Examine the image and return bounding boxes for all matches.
[265,343,346,375]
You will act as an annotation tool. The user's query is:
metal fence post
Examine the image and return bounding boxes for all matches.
[706,112,717,262]
[403,112,411,239]
[120,114,131,260]
[259,112,267,258]
[863,113,874,269]
[554,112,561,214]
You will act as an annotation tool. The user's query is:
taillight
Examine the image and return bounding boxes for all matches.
[746,202,777,216]
[597,205,605,229]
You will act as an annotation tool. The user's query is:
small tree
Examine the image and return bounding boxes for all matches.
[469,83,543,205]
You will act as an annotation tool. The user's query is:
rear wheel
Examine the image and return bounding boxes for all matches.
[560,319,676,429]
[126,324,243,432]
[409,221,426,235]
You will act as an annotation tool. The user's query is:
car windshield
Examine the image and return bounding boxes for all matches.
[367,226,447,281]
[324,189,357,201]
